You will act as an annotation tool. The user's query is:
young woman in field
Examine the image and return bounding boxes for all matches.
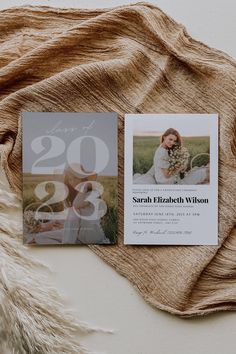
[133,128,209,185]
[153,128,184,184]
[26,164,108,244]
[62,165,108,244]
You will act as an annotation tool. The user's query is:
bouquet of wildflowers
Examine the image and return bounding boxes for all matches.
[24,210,41,233]
[168,145,190,175]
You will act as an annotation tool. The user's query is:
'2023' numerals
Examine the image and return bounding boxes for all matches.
[30,135,109,221]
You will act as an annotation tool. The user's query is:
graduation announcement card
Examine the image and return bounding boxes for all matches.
[22,112,118,245]
[124,114,218,245]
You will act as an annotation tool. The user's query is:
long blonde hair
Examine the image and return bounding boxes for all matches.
[63,164,97,207]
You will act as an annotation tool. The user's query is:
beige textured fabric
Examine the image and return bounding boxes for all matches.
[0,2,236,318]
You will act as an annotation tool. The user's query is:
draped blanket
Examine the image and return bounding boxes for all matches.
[0,2,236,353]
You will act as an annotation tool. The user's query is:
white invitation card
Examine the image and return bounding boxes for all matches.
[124,114,218,245]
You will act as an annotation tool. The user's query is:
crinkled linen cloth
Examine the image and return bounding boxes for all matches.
[0,1,236,321]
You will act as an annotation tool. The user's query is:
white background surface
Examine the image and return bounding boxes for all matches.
[1,1,236,354]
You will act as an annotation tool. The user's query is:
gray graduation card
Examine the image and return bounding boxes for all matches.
[22,112,118,245]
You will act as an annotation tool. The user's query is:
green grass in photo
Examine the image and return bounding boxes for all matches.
[23,174,118,243]
[133,136,210,174]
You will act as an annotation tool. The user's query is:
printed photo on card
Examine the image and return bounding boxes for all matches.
[124,114,218,245]
[22,112,118,245]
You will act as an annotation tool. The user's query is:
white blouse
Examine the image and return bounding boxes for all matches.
[153,146,177,184]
